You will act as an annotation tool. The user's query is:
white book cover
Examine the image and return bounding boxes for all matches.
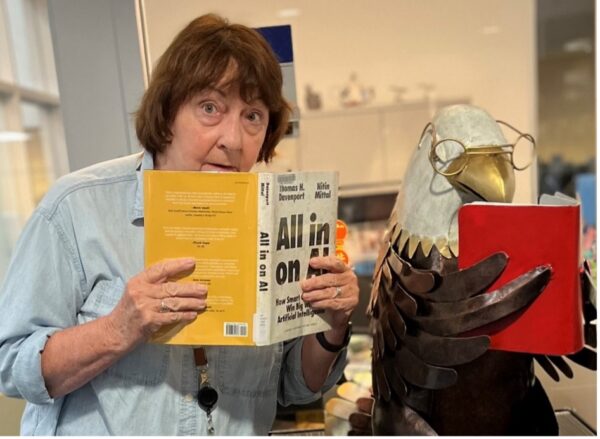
[255,171,337,345]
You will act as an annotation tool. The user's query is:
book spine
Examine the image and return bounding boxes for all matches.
[253,173,274,345]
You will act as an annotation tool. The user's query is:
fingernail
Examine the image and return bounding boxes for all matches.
[184,258,196,267]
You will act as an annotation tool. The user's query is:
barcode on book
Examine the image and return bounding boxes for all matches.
[224,322,248,337]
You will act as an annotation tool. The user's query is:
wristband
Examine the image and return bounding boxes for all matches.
[316,322,352,353]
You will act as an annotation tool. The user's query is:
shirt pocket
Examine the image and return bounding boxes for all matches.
[79,277,169,386]
[79,277,126,321]
[216,343,283,398]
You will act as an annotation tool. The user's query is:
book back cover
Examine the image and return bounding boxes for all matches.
[458,203,584,354]
[145,170,258,346]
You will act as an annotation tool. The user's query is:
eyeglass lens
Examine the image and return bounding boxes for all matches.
[431,139,468,175]
[511,134,535,170]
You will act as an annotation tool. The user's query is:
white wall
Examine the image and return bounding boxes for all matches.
[140,0,537,201]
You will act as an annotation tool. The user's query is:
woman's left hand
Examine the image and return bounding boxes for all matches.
[300,256,359,330]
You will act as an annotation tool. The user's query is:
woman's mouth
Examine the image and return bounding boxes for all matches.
[201,163,239,172]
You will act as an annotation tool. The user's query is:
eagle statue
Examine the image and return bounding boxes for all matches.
[359,104,596,435]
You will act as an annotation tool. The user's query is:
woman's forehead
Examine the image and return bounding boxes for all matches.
[215,59,239,86]
[185,57,274,109]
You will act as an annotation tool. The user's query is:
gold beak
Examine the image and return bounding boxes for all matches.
[449,155,515,203]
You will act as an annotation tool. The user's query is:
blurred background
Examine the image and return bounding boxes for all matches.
[0,0,595,434]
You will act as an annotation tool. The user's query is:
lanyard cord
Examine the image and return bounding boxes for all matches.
[194,347,218,435]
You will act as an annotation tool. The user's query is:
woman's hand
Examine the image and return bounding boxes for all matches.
[300,256,359,330]
[107,258,207,351]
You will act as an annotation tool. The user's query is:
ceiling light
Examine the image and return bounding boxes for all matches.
[0,131,30,143]
[277,8,300,18]
[563,38,593,54]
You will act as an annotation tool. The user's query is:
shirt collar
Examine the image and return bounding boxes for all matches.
[130,150,155,223]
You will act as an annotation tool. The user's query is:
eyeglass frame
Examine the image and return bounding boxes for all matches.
[418,120,536,177]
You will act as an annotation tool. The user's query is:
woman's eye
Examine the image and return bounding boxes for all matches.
[201,103,217,114]
[247,111,263,123]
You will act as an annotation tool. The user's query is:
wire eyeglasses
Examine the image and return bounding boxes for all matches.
[419,120,536,177]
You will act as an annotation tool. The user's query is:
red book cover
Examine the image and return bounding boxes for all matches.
[458,202,583,355]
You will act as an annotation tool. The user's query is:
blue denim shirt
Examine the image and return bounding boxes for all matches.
[0,152,346,435]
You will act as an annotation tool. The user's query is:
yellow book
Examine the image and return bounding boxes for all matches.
[144,170,338,346]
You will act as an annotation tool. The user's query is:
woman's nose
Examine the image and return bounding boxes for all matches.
[218,114,243,151]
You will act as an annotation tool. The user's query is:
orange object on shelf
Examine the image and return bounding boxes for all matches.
[336,219,349,264]
[336,219,348,242]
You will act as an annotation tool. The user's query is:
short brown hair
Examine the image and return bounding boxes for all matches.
[135,14,291,162]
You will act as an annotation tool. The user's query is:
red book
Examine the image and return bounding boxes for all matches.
[458,199,583,355]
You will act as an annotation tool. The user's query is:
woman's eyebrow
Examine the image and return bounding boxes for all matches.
[198,86,265,106]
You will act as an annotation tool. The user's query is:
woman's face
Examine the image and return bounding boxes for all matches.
[156,77,269,173]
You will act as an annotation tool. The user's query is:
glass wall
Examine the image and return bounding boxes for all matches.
[537,0,595,268]
[0,0,67,281]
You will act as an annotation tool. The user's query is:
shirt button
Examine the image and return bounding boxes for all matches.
[184,393,194,402]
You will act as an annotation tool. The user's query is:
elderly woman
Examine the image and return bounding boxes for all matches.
[0,14,358,435]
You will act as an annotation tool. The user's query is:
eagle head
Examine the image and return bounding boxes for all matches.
[393,104,520,259]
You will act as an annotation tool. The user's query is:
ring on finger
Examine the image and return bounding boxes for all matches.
[160,299,170,313]
[333,286,342,299]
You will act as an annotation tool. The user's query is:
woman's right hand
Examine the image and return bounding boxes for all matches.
[107,257,207,351]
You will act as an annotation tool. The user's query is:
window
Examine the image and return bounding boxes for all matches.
[0,0,67,281]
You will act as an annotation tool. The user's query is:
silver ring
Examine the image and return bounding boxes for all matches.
[160,299,170,313]
[333,286,342,299]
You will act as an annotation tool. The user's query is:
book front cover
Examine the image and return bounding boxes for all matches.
[144,170,258,346]
[458,203,584,355]
[268,171,337,344]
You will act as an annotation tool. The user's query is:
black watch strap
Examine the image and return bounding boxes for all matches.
[316,322,352,353]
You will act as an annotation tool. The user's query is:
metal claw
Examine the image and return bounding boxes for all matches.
[414,265,551,336]
[373,396,437,436]
[584,323,596,348]
[368,270,382,316]
[403,329,490,367]
[402,385,432,414]
[383,260,418,316]
[373,318,385,359]
[428,252,508,302]
[387,250,437,294]
[383,357,408,398]
[567,347,597,370]
[378,282,408,338]
[393,345,457,390]
[534,355,560,382]
[548,355,573,379]
[372,358,391,401]
[380,308,397,352]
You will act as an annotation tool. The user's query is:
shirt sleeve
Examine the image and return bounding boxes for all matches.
[277,335,347,406]
[0,208,85,404]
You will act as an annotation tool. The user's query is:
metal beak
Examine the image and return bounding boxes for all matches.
[448,155,515,203]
